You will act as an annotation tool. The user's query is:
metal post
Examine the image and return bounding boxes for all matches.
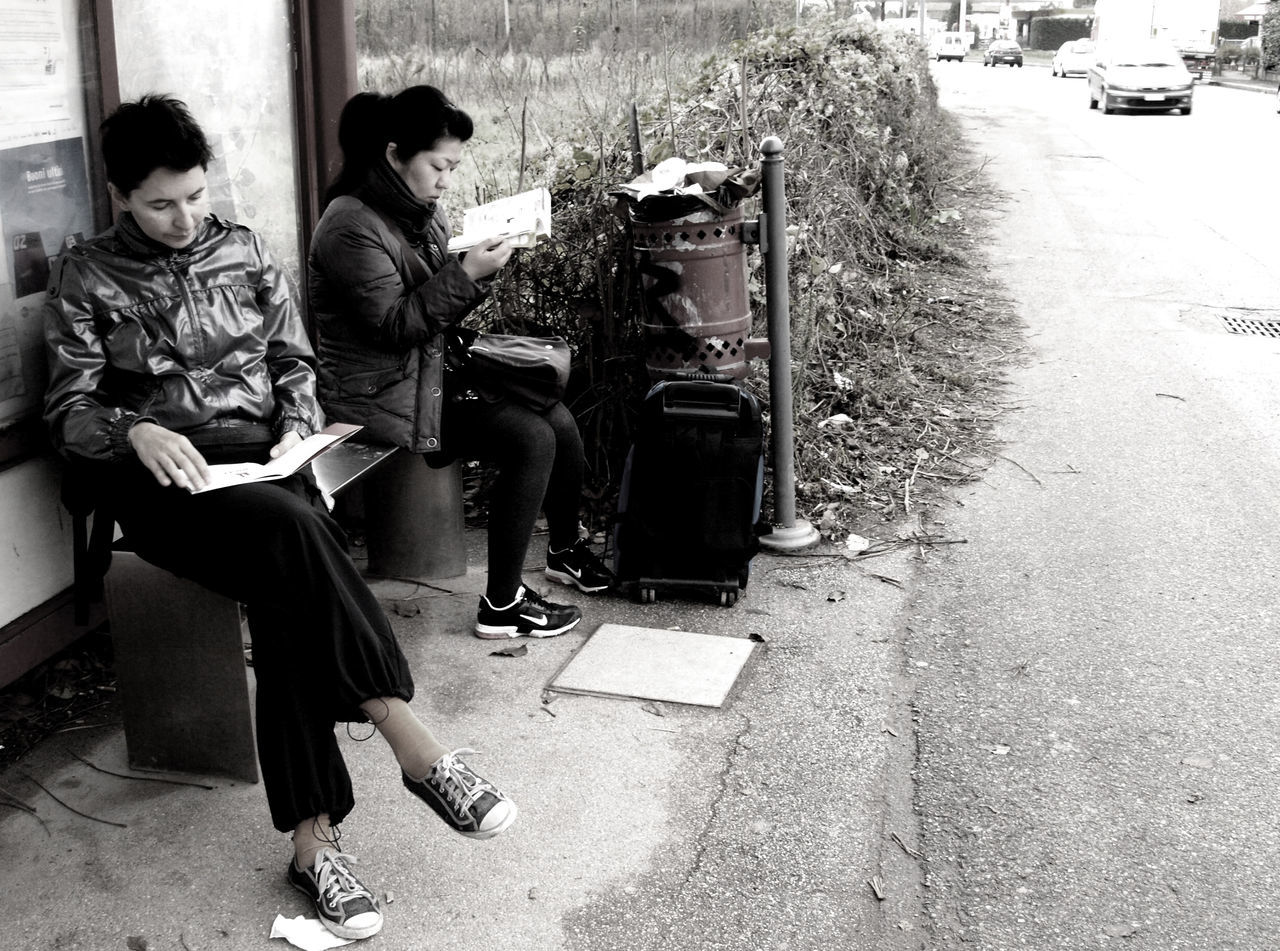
[757,137,819,552]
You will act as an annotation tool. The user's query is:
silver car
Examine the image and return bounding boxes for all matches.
[1088,40,1193,115]
[1052,39,1095,77]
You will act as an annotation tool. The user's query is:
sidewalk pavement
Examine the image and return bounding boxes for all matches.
[1205,71,1277,94]
[0,523,925,951]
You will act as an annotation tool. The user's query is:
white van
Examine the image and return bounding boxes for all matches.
[931,32,969,62]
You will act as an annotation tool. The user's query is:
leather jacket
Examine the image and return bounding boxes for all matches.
[43,212,321,461]
[307,184,488,454]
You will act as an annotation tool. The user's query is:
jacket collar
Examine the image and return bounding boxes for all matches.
[116,211,217,262]
[355,159,438,243]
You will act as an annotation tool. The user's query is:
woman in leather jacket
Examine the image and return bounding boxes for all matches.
[307,86,614,641]
[42,95,515,942]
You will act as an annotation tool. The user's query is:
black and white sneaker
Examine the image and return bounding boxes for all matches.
[287,848,383,940]
[402,747,518,839]
[475,585,581,638]
[545,538,616,593]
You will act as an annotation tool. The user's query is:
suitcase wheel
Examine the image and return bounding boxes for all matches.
[639,587,657,604]
[719,589,739,607]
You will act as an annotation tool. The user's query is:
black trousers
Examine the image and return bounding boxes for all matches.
[449,397,585,603]
[102,457,414,833]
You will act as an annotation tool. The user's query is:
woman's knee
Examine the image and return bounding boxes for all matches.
[482,405,558,466]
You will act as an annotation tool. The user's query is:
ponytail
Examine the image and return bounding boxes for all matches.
[325,92,390,205]
[324,86,474,206]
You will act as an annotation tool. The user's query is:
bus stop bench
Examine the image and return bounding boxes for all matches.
[67,443,465,783]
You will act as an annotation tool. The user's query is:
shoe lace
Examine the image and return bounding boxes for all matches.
[431,748,489,814]
[316,850,372,905]
[522,587,556,612]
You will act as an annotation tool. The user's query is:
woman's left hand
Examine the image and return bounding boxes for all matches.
[461,238,512,280]
[269,430,304,459]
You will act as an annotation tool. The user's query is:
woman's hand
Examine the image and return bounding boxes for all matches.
[269,430,304,459]
[128,421,211,491]
[460,237,513,281]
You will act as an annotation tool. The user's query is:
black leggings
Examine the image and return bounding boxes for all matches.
[450,397,584,604]
[102,458,413,833]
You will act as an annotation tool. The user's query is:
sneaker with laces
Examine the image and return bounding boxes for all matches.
[402,748,518,839]
[545,538,616,593]
[475,585,581,638]
[287,848,383,940]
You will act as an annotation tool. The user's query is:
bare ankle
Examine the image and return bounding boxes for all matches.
[293,814,338,869]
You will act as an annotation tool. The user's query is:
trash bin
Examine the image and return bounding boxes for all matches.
[630,204,753,381]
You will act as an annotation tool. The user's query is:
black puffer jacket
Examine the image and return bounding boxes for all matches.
[307,164,488,453]
[43,213,320,461]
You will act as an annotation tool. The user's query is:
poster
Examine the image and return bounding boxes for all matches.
[0,2,92,460]
[0,137,92,429]
[0,0,76,149]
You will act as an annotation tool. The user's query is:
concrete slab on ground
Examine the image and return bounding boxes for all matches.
[547,622,756,707]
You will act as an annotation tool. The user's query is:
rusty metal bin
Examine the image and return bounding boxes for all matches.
[630,204,755,381]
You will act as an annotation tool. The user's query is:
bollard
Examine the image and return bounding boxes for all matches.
[755,136,819,552]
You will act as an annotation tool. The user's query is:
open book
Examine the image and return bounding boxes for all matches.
[447,187,551,253]
[190,422,363,494]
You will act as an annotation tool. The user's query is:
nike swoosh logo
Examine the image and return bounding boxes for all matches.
[520,613,548,626]
[564,565,583,578]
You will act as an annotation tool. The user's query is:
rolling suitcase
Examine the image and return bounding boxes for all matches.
[613,377,764,606]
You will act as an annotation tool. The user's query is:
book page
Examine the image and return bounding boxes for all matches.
[192,423,362,494]
[448,188,551,252]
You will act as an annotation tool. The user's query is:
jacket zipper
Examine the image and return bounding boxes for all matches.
[170,256,221,412]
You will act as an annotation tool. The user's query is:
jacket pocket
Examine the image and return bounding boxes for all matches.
[335,363,407,399]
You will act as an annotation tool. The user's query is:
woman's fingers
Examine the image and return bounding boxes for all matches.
[130,422,209,489]
[269,430,304,458]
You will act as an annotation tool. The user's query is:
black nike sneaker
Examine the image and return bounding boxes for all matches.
[474,585,582,639]
[545,538,616,593]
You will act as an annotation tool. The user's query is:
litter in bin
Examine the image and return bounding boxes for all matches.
[609,157,760,220]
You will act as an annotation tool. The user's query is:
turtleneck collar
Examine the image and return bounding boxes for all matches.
[116,210,211,260]
[356,158,438,242]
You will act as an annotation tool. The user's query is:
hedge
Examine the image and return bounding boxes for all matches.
[1029,15,1093,51]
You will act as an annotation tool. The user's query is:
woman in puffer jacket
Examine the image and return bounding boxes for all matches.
[307,86,613,640]
[43,95,516,942]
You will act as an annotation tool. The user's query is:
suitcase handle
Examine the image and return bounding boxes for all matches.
[661,381,743,419]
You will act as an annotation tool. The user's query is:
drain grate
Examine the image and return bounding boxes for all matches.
[1219,314,1280,338]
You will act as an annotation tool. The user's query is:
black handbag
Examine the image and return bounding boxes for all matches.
[466,332,571,412]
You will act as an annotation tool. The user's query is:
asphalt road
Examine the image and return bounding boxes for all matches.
[905,65,1280,948]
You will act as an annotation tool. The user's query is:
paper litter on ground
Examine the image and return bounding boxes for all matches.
[270,914,355,949]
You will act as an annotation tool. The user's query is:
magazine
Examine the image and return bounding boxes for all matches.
[190,422,363,494]
[447,187,552,252]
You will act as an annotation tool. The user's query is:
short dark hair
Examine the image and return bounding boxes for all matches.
[101,94,213,195]
[326,86,474,204]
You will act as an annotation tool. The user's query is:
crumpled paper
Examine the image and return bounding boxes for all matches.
[270,914,355,950]
[608,157,761,216]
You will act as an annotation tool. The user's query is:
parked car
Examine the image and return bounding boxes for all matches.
[984,39,1024,67]
[1088,40,1193,115]
[1052,39,1095,77]
[931,31,968,63]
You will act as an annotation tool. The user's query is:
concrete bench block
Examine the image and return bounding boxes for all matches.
[364,454,467,581]
[105,552,257,783]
